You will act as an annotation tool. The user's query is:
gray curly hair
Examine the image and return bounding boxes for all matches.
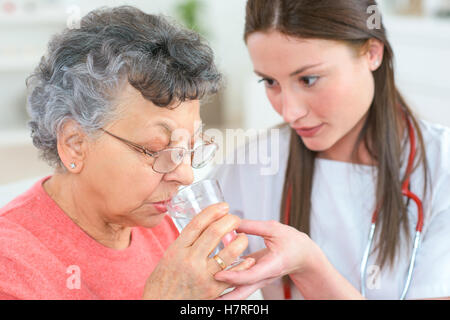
[26,5,222,168]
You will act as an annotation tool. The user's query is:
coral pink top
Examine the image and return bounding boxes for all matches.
[0,176,179,300]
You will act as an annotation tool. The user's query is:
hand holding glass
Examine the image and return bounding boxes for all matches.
[167,179,245,268]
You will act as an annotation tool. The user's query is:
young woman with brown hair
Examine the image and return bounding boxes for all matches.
[211,0,450,299]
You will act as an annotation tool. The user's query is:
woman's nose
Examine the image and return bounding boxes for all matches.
[163,157,194,186]
[280,89,308,124]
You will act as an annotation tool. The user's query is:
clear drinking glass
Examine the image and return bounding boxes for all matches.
[167,179,244,267]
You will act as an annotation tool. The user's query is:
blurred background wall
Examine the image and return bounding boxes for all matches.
[0,0,450,188]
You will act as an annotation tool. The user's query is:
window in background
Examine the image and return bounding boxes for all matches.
[381,0,450,18]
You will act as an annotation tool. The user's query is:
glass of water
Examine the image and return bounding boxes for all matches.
[167,179,244,266]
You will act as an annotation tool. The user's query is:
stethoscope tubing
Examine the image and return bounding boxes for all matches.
[360,115,424,299]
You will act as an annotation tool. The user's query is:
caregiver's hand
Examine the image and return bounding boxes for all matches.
[142,203,255,300]
[213,219,320,300]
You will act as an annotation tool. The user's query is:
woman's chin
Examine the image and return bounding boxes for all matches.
[301,139,330,152]
[140,211,168,228]
[128,205,168,228]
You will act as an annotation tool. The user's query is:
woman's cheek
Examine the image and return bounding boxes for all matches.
[310,84,341,119]
[135,169,162,199]
[266,89,283,115]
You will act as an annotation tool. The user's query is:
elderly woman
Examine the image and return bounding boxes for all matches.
[0,6,252,300]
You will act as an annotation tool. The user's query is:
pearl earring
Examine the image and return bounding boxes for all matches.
[70,163,76,169]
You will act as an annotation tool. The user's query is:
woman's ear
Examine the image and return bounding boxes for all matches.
[56,120,88,173]
[364,38,384,71]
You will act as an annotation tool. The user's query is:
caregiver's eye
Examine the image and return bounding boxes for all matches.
[300,76,319,87]
[258,78,279,89]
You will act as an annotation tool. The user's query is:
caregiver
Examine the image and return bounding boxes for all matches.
[212,0,450,300]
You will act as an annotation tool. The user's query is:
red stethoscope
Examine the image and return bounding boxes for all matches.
[283,115,424,300]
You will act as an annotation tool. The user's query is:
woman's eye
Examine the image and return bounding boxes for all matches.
[258,78,278,89]
[145,142,167,153]
[301,76,319,87]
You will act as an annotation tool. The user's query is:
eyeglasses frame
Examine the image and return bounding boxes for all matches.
[100,128,217,173]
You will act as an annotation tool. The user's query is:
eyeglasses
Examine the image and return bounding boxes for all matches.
[100,128,218,174]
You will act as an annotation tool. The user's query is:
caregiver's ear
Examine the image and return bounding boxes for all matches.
[56,119,88,172]
[361,38,384,71]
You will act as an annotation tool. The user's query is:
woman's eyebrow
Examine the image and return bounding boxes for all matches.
[155,121,204,139]
[254,70,272,78]
[254,63,323,79]
[289,63,323,76]
[154,121,172,138]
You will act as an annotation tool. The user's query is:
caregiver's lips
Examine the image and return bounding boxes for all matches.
[295,123,324,138]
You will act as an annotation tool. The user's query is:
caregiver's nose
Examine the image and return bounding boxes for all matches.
[281,89,308,124]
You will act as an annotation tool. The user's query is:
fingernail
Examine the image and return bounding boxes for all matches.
[214,274,224,281]
[218,203,229,213]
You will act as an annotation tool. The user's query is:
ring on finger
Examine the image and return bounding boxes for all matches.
[213,254,227,270]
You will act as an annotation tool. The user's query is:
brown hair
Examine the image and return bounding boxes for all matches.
[244,0,429,271]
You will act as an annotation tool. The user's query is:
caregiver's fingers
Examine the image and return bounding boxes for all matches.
[210,257,256,297]
[242,248,268,262]
[235,219,283,238]
[216,278,275,300]
[227,257,256,272]
[214,254,282,285]
[176,202,229,247]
